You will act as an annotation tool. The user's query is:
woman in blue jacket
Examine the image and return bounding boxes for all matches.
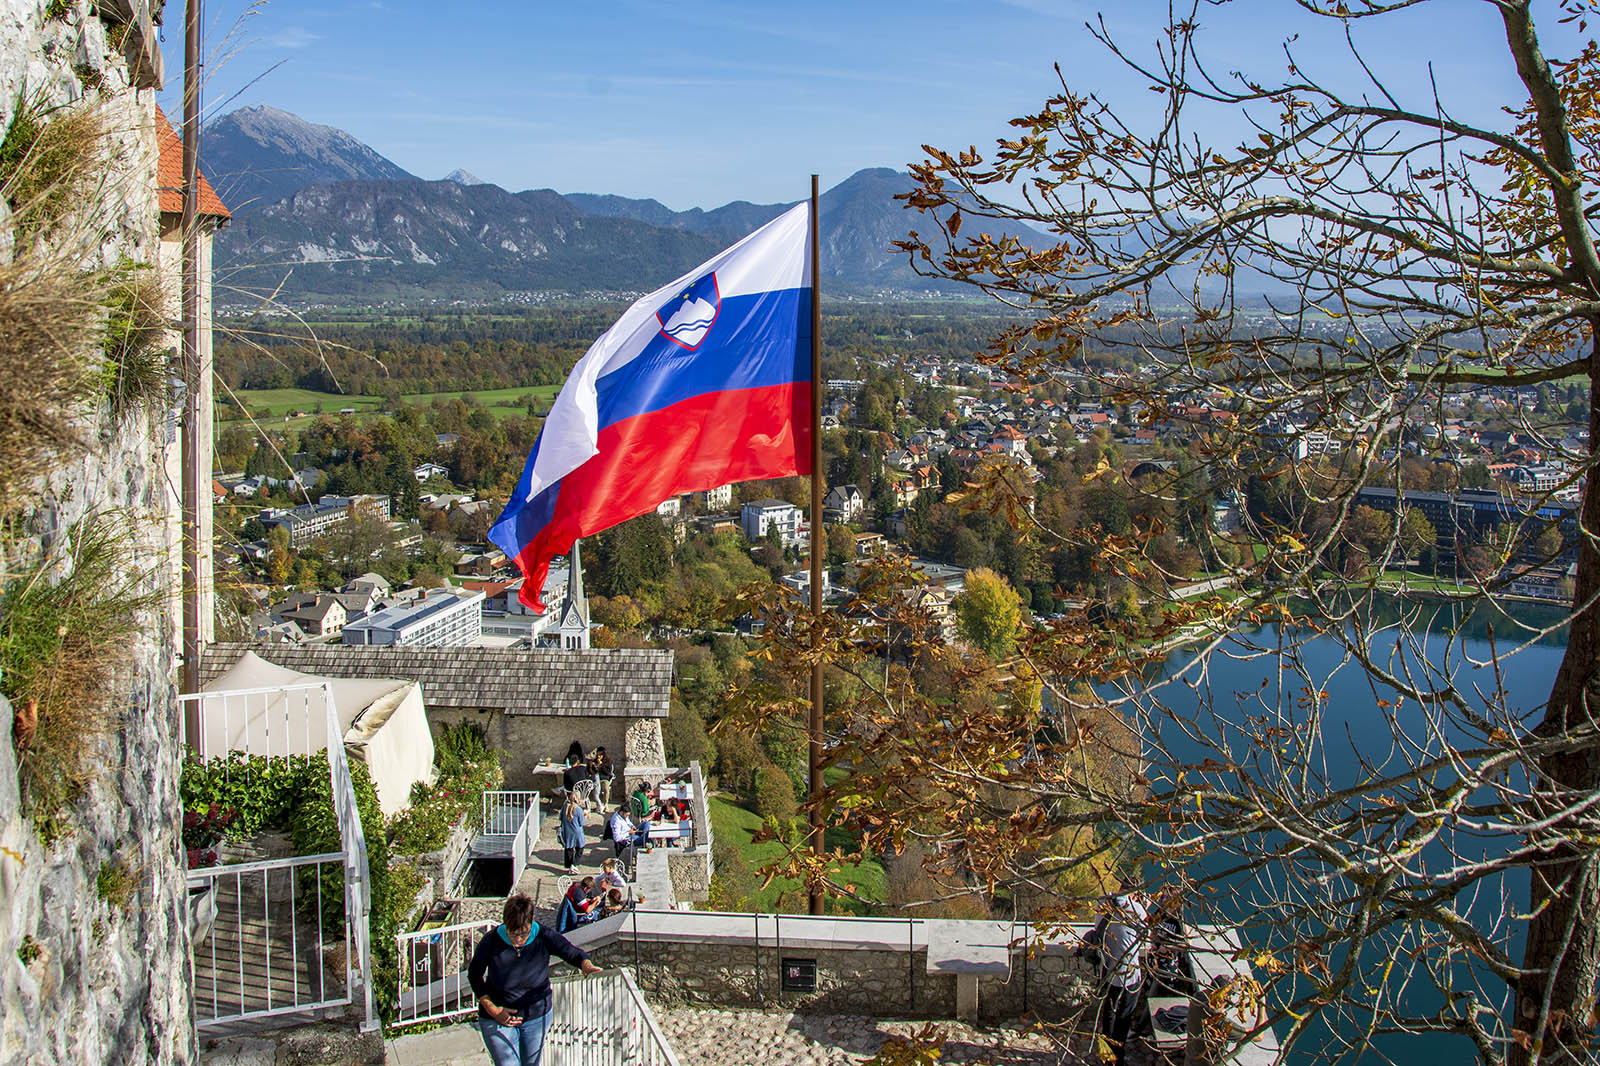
[558,793,586,872]
[468,894,600,1066]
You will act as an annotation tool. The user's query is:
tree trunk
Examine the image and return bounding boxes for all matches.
[1513,336,1600,1066]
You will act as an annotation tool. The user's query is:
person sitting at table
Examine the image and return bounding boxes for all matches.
[656,802,680,824]
[596,887,629,920]
[564,876,599,915]
[628,782,654,822]
[599,857,627,892]
[563,761,597,807]
[608,806,647,855]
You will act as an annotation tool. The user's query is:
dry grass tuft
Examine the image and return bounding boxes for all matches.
[0,97,107,238]
[0,257,103,512]
[1,514,155,843]
[103,262,171,419]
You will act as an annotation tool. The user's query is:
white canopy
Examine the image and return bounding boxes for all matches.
[201,651,435,816]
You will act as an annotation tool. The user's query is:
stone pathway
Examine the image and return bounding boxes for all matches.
[653,1008,1086,1065]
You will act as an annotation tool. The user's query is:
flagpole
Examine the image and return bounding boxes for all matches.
[180,0,202,695]
[807,175,825,917]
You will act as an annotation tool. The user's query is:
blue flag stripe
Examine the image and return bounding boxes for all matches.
[594,287,809,429]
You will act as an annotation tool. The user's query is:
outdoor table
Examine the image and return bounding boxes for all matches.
[658,783,692,802]
[645,820,693,845]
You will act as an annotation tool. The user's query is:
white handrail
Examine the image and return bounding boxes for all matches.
[180,680,377,1033]
[481,790,539,836]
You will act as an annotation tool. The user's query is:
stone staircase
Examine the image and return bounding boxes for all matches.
[191,867,340,1022]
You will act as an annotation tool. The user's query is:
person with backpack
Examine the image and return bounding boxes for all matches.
[1080,894,1150,1066]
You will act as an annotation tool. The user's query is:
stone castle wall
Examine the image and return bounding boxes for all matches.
[587,934,1096,1025]
[0,2,194,1064]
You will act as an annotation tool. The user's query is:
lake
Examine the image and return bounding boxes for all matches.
[1099,595,1570,1064]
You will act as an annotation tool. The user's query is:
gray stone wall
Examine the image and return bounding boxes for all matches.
[665,847,711,903]
[586,936,1095,1025]
[424,706,656,807]
[0,3,193,1064]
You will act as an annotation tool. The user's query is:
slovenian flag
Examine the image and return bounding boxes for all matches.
[490,202,813,611]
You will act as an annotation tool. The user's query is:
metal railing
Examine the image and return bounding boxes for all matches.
[186,852,349,1025]
[179,681,377,1032]
[395,918,496,1025]
[183,682,333,761]
[512,806,538,877]
[393,923,679,1065]
[548,967,681,1066]
[482,790,539,836]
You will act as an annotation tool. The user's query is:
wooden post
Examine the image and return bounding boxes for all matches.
[180,0,201,694]
[807,175,825,916]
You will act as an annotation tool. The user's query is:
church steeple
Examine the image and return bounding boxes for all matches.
[559,539,590,650]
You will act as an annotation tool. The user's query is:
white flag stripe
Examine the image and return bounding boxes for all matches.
[524,201,811,502]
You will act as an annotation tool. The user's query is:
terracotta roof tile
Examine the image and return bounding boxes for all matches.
[155,106,229,220]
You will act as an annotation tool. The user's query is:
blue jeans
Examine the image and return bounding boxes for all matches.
[478,1009,552,1066]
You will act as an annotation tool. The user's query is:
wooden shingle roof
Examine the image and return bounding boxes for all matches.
[200,643,672,718]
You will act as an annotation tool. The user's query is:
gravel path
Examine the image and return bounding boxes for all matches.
[653,1008,1087,1065]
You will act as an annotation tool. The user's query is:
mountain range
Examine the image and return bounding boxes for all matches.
[203,106,992,303]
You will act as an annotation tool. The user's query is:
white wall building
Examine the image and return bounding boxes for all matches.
[741,498,803,547]
[342,588,485,647]
[693,483,734,510]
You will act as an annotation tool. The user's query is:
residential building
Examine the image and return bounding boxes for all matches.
[741,498,802,547]
[854,532,887,557]
[696,513,741,537]
[278,595,347,638]
[823,484,866,524]
[781,568,831,607]
[693,483,734,510]
[258,494,392,549]
[1514,464,1567,493]
[990,425,1029,458]
[413,462,449,481]
[342,587,486,647]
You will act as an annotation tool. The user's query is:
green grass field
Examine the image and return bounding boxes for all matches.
[708,794,886,914]
[224,385,561,428]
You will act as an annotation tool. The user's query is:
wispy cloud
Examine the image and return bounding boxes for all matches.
[264,27,321,49]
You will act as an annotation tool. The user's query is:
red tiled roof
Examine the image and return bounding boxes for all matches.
[461,579,515,597]
[155,106,229,220]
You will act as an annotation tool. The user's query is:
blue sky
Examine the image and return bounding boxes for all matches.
[156,1,1573,211]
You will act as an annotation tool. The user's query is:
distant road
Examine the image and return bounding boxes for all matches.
[1171,575,1240,599]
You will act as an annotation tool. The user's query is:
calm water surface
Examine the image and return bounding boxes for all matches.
[1101,597,1569,1064]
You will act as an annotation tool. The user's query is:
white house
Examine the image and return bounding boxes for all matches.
[413,462,449,482]
[823,484,866,524]
[741,498,802,547]
[342,588,486,647]
[781,568,831,607]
